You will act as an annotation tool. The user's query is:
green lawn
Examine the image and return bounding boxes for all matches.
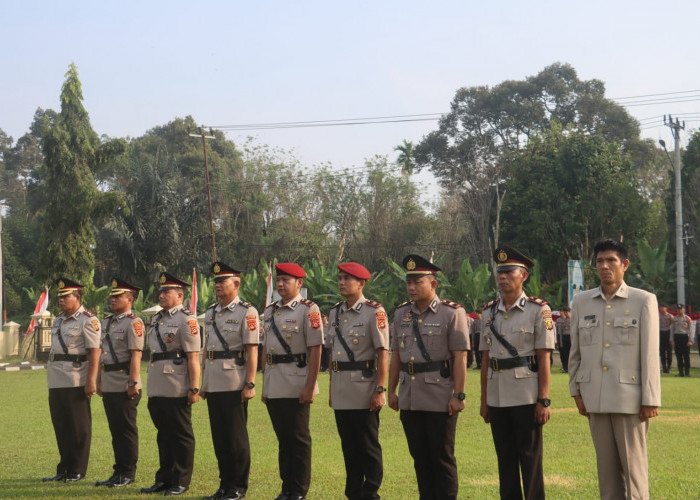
[0,363,698,499]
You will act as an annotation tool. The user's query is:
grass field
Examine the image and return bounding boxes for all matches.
[0,361,698,499]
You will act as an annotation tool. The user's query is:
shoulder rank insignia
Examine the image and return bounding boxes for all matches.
[239,300,253,308]
[396,300,411,310]
[300,298,315,307]
[441,300,462,309]
[181,307,193,315]
[483,298,500,310]
[83,310,95,318]
[330,301,343,310]
[364,299,382,309]
[103,313,114,320]
[126,312,138,319]
[207,302,217,310]
[527,297,549,307]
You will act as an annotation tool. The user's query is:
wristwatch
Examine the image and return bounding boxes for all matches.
[374,385,386,393]
[452,392,466,401]
[537,398,551,407]
[127,380,138,388]
[188,387,200,394]
[245,382,256,389]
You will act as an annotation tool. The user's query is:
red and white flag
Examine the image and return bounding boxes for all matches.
[264,261,274,308]
[190,268,198,314]
[25,287,49,339]
[430,250,435,263]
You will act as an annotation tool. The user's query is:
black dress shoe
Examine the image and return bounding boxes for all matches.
[110,475,134,487]
[64,473,84,482]
[288,495,306,500]
[274,493,290,500]
[204,488,225,500]
[164,486,189,496]
[42,473,66,482]
[95,474,118,486]
[223,490,246,500]
[141,482,168,494]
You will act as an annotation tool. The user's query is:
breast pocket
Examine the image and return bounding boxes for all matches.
[614,317,639,345]
[425,325,444,349]
[578,318,598,346]
[514,326,534,350]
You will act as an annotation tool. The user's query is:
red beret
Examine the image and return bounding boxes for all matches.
[275,262,306,278]
[338,262,371,280]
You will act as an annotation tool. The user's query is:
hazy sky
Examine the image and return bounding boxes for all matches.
[3,0,699,200]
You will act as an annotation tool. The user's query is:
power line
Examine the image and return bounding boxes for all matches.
[611,89,700,100]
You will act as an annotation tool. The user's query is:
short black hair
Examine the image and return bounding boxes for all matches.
[593,239,628,261]
[560,306,571,312]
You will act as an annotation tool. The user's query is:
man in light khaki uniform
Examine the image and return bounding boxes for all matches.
[201,262,259,500]
[670,304,692,377]
[43,278,101,484]
[262,262,323,500]
[388,255,469,500]
[141,272,201,497]
[327,262,389,500]
[480,246,554,500]
[569,239,661,500]
[658,305,673,373]
[95,278,145,488]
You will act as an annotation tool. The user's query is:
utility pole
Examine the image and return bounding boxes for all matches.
[664,114,686,306]
[189,128,218,262]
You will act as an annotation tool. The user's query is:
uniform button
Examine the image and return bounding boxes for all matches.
[632,376,637,381]
[428,331,433,336]
[499,350,504,355]
[418,319,423,323]
[605,344,610,348]
[526,372,531,375]
[625,310,630,315]
[411,376,415,380]
[361,377,365,380]
[337,352,341,355]
[606,322,611,327]
[436,378,440,382]
[623,322,628,326]
[410,356,415,361]
[603,366,608,371]
[499,369,503,373]
[606,305,611,309]
[344,319,348,323]
[504,314,509,320]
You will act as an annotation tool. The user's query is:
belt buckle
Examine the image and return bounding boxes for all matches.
[490,358,499,371]
[266,353,273,365]
[49,352,55,362]
[332,360,339,372]
[408,360,414,375]
[208,350,214,361]
[150,352,155,363]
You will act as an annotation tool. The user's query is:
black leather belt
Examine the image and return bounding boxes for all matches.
[331,359,375,372]
[489,356,531,370]
[207,350,245,361]
[103,361,130,372]
[48,353,88,363]
[150,350,185,362]
[266,353,306,365]
[400,359,450,375]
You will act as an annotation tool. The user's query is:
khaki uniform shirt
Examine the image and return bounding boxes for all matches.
[471,316,483,337]
[146,305,200,398]
[202,297,260,393]
[327,295,389,410]
[568,282,661,414]
[659,312,673,332]
[47,306,101,389]
[481,292,555,407]
[262,295,324,399]
[670,314,693,341]
[390,296,470,412]
[100,312,145,392]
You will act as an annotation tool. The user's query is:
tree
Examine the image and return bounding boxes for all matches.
[39,63,124,284]
[394,139,415,176]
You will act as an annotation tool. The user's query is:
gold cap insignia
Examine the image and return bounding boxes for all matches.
[160,275,166,283]
[58,280,65,289]
[111,279,118,288]
[406,259,416,271]
[497,250,508,262]
[213,264,221,273]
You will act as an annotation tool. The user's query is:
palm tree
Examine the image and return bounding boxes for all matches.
[394,139,415,176]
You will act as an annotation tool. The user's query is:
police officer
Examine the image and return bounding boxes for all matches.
[387,255,469,500]
[556,306,572,373]
[480,246,554,500]
[95,278,145,488]
[201,262,259,500]
[262,263,324,500]
[659,304,673,373]
[42,278,101,483]
[471,310,484,369]
[141,272,201,496]
[670,304,693,377]
[327,262,389,500]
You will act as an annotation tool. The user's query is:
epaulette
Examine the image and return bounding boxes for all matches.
[527,297,549,307]
[483,298,500,311]
[330,301,343,310]
[299,298,315,308]
[364,299,383,309]
[83,310,95,318]
[396,300,411,310]
[239,300,253,309]
[207,302,217,310]
[103,313,114,319]
[181,307,193,315]
[441,299,462,309]
[126,313,138,319]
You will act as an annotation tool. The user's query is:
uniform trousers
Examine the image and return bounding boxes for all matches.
[207,391,250,493]
[334,409,382,500]
[659,330,672,372]
[399,410,458,500]
[147,397,195,487]
[472,332,482,368]
[488,404,544,500]
[559,335,571,372]
[588,413,649,500]
[673,334,690,376]
[266,398,312,496]
[103,391,141,478]
[48,386,91,476]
